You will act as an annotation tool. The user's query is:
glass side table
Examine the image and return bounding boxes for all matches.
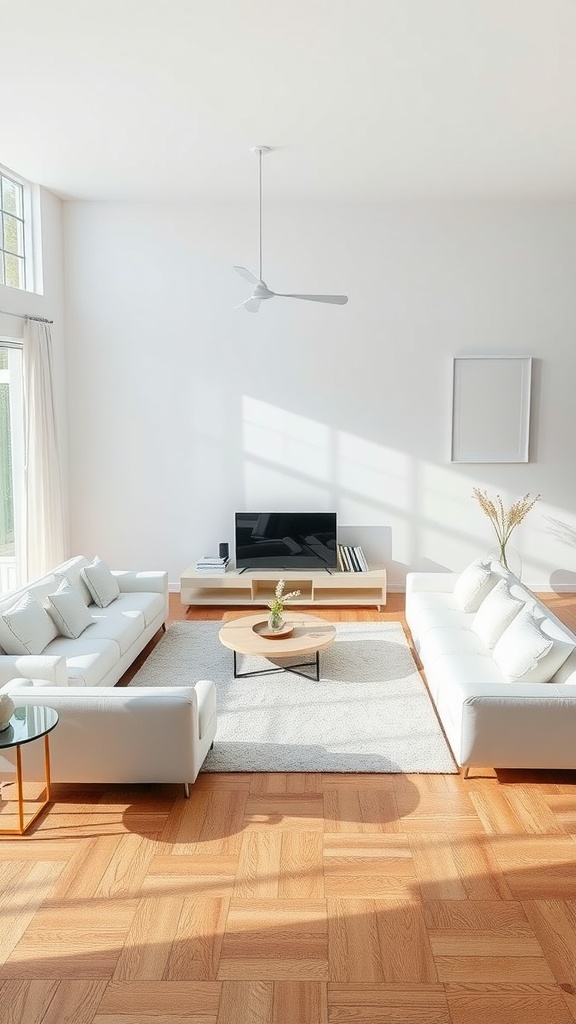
[0,706,59,836]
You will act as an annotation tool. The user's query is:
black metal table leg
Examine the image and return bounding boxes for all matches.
[233,649,321,681]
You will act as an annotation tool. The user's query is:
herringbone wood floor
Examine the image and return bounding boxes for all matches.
[1,593,576,1024]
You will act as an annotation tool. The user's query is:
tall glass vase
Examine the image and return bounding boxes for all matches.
[488,543,522,579]
[267,609,285,632]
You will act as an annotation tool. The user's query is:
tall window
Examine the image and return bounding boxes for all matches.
[0,344,24,593]
[1,171,27,290]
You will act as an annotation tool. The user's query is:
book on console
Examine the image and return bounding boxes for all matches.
[196,555,230,572]
[338,544,353,572]
[353,545,369,572]
[337,543,369,572]
[348,547,361,572]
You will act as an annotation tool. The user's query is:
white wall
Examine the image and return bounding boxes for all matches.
[63,200,576,591]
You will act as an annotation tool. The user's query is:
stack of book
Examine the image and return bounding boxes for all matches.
[195,554,230,574]
[337,544,369,572]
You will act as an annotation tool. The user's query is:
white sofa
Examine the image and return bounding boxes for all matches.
[0,555,169,688]
[405,559,576,773]
[1,679,216,792]
[0,557,217,791]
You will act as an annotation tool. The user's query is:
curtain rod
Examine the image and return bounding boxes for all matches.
[0,309,54,323]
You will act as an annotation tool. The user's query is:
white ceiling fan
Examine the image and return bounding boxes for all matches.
[234,146,348,313]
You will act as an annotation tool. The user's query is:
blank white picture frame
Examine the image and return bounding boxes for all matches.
[451,356,532,463]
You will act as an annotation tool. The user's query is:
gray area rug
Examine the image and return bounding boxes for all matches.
[130,620,457,773]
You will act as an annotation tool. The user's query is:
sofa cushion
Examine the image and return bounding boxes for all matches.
[552,647,576,685]
[45,581,94,639]
[87,606,146,656]
[493,605,576,684]
[44,637,120,686]
[81,556,120,608]
[471,578,525,650]
[453,558,498,612]
[113,591,166,627]
[407,601,474,636]
[423,649,505,704]
[418,625,488,663]
[0,592,59,656]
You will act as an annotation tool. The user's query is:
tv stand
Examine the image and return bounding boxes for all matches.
[180,566,387,611]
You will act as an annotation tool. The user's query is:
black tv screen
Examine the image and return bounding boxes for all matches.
[235,512,338,570]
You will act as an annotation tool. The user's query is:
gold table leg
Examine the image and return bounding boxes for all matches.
[0,735,53,837]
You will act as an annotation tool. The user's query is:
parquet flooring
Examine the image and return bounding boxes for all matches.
[1,593,576,1023]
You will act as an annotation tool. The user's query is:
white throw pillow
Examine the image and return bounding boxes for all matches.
[493,605,576,683]
[46,580,94,639]
[80,556,120,608]
[453,558,498,612]
[471,578,525,650]
[0,591,59,655]
[55,560,93,606]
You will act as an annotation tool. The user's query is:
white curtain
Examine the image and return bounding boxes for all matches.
[22,319,67,581]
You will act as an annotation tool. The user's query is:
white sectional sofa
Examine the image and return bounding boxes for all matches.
[406,559,576,773]
[0,556,217,792]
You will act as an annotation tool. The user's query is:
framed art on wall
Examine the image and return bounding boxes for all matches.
[451,356,532,463]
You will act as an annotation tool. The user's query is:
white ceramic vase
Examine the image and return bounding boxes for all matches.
[0,693,15,731]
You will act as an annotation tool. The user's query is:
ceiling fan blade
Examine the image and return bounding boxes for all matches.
[234,266,260,285]
[241,297,262,313]
[274,292,348,305]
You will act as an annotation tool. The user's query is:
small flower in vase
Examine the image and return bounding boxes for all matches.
[472,488,541,570]
[267,579,301,631]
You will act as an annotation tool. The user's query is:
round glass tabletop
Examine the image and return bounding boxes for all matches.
[0,706,59,749]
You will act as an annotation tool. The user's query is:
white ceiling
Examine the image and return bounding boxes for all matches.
[2,0,576,202]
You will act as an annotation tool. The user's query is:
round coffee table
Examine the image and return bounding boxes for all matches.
[219,612,336,681]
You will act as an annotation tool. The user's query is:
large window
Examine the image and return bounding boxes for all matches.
[0,344,24,593]
[0,170,29,290]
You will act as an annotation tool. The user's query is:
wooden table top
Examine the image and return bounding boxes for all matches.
[218,612,336,658]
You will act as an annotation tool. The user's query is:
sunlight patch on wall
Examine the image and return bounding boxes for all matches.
[242,396,331,481]
[337,432,409,509]
[419,463,483,566]
[383,513,412,565]
[243,462,329,509]
[339,496,387,524]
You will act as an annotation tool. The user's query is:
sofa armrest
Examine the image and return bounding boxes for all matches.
[113,569,168,597]
[445,679,576,768]
[405,572,457,595]
[0,655,67,687]
[194,677,217,740]
[0,681,217,785]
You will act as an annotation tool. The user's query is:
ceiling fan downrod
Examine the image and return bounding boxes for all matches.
[251,145,271,283]
[233,145,348,312]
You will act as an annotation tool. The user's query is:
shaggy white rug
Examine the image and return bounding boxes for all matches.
[130,620,457,773]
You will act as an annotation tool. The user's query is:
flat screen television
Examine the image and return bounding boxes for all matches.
[235,512,338,570]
